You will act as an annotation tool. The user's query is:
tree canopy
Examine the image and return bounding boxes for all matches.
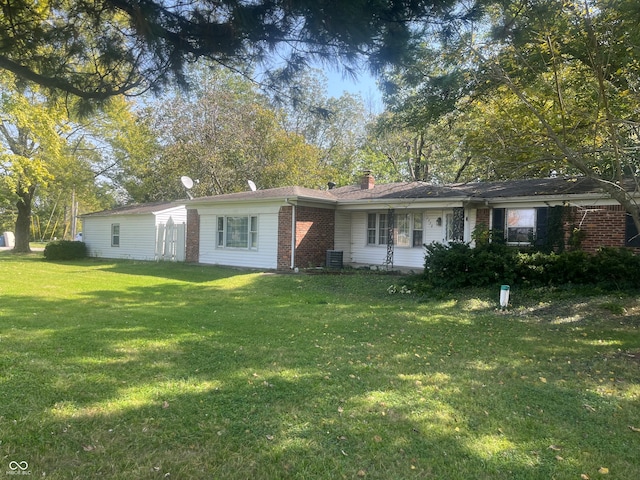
[382,0,640,216]
[0,0,461,106]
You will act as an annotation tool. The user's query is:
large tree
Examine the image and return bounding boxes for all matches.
[118,67,330,202]
[384,0,640,225]
[0,0,462,105]
[0,75,141,251]
[268,68,371,186]
[0,74,66,251]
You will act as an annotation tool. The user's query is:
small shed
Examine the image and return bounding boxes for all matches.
[81,202,187,261]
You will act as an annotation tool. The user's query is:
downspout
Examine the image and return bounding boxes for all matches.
[285,198,296,269]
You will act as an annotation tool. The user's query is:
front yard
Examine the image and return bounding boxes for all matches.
[1,253,639,479]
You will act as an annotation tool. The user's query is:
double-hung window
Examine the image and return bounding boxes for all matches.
[111,224,120,247]
[368,213,388,245]
[367,213,423,247]
[217,216,258,249]
[506,209,536,244]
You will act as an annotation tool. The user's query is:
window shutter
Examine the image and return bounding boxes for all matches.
[535,207,549,247]
[492,208,505,242]
[625,212,640,247]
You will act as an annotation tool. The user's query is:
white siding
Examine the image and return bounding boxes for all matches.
[155,206,187,225]
[341,208,476,270]
[334,210,352,261]
[466,209,477,246]
[424,210,446,244]
[346,211,426,269]
[83,215,157,260]
[197,204,280,269]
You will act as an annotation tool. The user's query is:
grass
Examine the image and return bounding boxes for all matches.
[1,252,639,479]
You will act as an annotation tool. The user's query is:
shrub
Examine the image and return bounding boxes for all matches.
[423,242,640,291]
[590,247,640,289]
[424,241,518,289]
[44,240,88,261]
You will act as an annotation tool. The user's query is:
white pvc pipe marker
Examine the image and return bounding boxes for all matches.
[500,285,510,309]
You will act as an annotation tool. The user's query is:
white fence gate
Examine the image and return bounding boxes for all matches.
[155,218,186,261]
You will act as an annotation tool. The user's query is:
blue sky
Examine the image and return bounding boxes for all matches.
[324,68,383,111]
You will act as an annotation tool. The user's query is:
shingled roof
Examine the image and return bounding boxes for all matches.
[81,201,183,217]
[82,176,635,217]
[458,176,612,199]
[329,182,466,200]
[188,186,337,204]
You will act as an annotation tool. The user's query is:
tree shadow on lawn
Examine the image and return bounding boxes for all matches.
[99,259,270,284]
[1,277,639,479]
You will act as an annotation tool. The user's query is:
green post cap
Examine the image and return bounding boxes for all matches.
[501,285,510,290]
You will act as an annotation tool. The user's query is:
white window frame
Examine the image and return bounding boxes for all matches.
[367,212,424,248]
[111,224,120,247]
[506,208,536,245]
[216,215,258,249]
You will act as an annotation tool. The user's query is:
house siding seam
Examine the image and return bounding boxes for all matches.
[294,206,335,268]
[277,206,293,270]
[186,209,200,263]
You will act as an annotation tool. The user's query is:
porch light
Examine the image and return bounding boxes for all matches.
[436,217,442,226]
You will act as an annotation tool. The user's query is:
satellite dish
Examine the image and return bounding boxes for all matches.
[181,176,194,189]
[247,180,257,191]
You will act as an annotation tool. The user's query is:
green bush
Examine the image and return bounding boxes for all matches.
[590,247,640,289]
[44,240,88,261]
[424,241,518,289]
[423,242,640,291]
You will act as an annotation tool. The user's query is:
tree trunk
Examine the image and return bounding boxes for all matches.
[13,186,35,253]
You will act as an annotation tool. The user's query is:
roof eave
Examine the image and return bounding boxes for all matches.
[336,197,470,210]
[186,195,338,207]
[479,192,616,205]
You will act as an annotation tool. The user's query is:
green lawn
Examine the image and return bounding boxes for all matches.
[1,253,639,479]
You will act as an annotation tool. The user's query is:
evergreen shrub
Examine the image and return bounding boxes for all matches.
[422,241,640,290]
[44,240,88,260]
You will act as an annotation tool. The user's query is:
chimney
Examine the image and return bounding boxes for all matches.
[361,171,375,190]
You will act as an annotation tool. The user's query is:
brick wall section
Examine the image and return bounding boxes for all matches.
[277,205,336,270]
[568,205,630,253]
[476,208,490,228]
[484,205,637,253]
[277,206,293,270]
[185,208,200,263]
[294,206,335,268]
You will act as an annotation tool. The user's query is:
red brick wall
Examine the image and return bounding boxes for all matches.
[277,206,293,270]
[485,205,638,253]
[277,205,335,270]
[294,206,335,268]
[476,208,490,229]
[185,209,200,263]
[567,205,631,253]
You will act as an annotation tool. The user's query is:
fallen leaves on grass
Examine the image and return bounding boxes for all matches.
[628,425,640,432]
[548,445,562,451]
[598,467,609,474]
